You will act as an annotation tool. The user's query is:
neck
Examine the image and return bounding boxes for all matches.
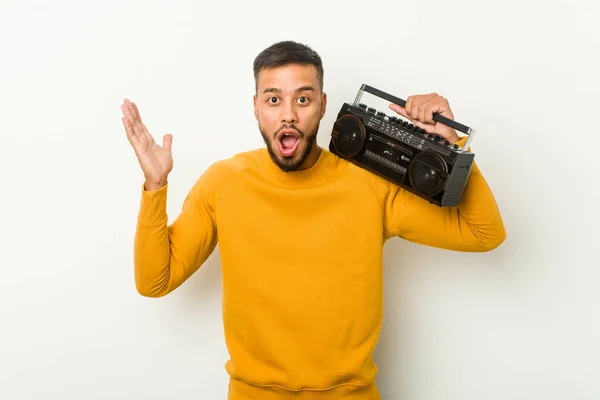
[259,144,332,186]
[298,143,322,170]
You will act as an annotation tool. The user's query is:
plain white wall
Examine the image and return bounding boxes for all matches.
[1,0,598,398]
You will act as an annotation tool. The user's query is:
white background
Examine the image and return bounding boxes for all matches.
[1,0,599,399]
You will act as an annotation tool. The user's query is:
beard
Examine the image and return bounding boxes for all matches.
[259,121,320,172]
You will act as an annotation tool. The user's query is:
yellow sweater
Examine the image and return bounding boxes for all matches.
[134,144,505,399]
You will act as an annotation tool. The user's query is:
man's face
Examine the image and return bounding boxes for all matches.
[254,64,327,172]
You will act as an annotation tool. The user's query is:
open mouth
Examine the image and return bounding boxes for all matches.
[277,129,300,157]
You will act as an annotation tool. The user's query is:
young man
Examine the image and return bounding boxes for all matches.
[121,40,505,400]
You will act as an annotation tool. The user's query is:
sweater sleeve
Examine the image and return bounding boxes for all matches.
[133,165,219,297]
[383,140,506,252]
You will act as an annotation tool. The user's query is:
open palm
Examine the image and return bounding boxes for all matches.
[121,99,173,189]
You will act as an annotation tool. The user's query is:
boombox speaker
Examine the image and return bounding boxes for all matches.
[329,84,477,207]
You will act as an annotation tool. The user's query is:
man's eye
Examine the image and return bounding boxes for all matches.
[269,97,278,104]
[297,97,309,104]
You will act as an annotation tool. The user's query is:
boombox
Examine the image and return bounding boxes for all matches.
[329,84,477,207]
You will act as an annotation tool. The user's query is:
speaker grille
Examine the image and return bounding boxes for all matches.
[408,150,448,197]
[331,114,366,158]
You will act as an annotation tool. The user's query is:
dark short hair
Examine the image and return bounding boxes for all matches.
[253,40,324,93]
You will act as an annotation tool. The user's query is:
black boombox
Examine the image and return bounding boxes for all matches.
[328,84,477,207]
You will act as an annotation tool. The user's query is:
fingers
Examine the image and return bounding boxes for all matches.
[406,94,436,123]
[123,98,138,118]
[122,99,143,129]
[162,133,173,152]
[121,99,150,153]
[122,99,153,145]
[419,99,440,125]
[124,98,143,125]
[389,93,460,141]
[131,100,142,122]
[121,101,141,135]
[388,103,409,119]
[403,115,433,132]
[124,99,156,143]
[120,98,167,154]
[390,93,454,125]
[389,102,431,127]
[122,115,140,147]
[390,95,429,123]
[389,104,433,132]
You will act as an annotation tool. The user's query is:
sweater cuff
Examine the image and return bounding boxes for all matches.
[138,181,168,226]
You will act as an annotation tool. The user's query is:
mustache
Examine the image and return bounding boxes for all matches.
[274,124,304,139]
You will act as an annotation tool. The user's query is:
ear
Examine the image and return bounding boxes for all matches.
[253,94,258,120]
[320,92,327,119]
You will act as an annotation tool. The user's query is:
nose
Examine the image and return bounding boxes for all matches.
[280,100,298,125]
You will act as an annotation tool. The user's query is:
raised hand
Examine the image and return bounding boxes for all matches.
[389,93,460,144]
[121,99,173,191]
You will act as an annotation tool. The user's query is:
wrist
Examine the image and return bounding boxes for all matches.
[144,180,167,191]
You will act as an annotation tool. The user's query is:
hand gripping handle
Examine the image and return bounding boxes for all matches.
[353,84,476,151]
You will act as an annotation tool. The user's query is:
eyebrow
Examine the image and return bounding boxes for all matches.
[262,85,315,94]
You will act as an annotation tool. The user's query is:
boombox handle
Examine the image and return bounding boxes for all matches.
[353,84,476,152]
